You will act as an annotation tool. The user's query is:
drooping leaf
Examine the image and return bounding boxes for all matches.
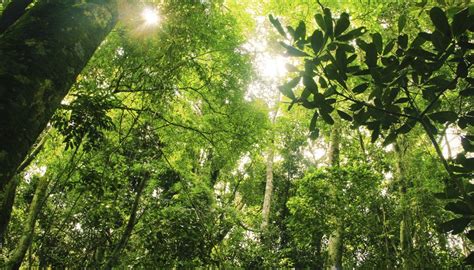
[269,15,287,37]
[428,111,457,123]
[452,8,470,37]
[338,27,366,41]
[382,131,397,146]
[398,14,406,33]
[335,12,350,37]
[460,88,474,97]
[280,42,309,57]
[365,43,377,67]
[439,217,470,234]
[321,112,334,124]
[371,33,383,54]
[429,7,451,36]
[311,30,325,55]
[294,21,306,41]
[337,110,352,121]
[353,82,369,94]
[315,14,326,32]
[323,8,333,37]
[445,201,472,215]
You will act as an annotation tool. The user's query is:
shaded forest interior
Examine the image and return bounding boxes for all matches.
[0,0,473,269]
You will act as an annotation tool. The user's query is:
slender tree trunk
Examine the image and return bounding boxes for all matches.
[0,0,118,235]
[103,175,148,270]
[327,119,343,270]
[261,146,274,230]
[3,176,49,270]
[0,130,48,244]
[261,101,279,231]
[394,140,412,270]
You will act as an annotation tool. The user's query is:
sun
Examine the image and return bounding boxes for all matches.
[142,7,160,26]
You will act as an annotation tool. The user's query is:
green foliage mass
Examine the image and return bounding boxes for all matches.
[0,0,472,269]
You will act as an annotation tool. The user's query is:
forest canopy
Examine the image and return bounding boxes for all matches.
[0,0,472,269]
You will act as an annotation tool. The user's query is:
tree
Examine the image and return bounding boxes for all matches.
[0,0,119,239]
[270,2,473,263]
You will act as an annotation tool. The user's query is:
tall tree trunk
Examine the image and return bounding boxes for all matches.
[0,130,47,244]
[327,119,343,270]
[394,140,412,270]
[261,101,279,231]
[0,0,118,235]
[3,176,49,270]
[261,146,274,230]
[103,175,148,270]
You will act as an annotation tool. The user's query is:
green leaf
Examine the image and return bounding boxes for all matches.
[383,131,397,146]
[428,111,458,123]
[310,128,320,140]
[383,39,396,55]
[315,14,326,32]
[323,8,333,37]
[280,42,309,57]
[278,76,301,100]
[457,61,468,78]
[269,15,286,37]
[465,252,474,266]
[398,34,408,49]
[335,12,350,37]
[310,111,319,131]
[371,125,380,143]
[445,201,472,215]
[365,43,377,67]
[353,82,369,93]
[337,110,352,121]
[321,112,334,124]
[397,120,416,134]
[338,27,366,41]
[398,14,406,33]
[349,102,364,111]
[303,76,318,95]
[319,76,328,88]
[452,8,470,37]
[294,21,306,41]
[311,30,325,55]
[429,7,451,36]
[371,33,383,54]
[439,217,470,234]
[460,88,474,97]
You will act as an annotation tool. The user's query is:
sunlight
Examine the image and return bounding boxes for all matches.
[258,53,287,79]
[142,7,160,26]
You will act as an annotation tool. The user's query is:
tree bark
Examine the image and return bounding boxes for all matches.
[103,175,148,270]
[261,147,274,230]
[3,176,49,270]
[261,102,279,231]
[394,140,412,270]
[0,129,48,244]
[327,119,343,270]
[0,0,33,34]
[0,0,118,239]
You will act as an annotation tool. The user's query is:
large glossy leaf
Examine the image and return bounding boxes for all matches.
[338,27,366,41]
[365,43,377,68]
[429,7,451,36]
[335,12,350,37]
[439,217,470,234]
[311,30,325,55]
[428,111,457,123]
[452,8,470,37]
